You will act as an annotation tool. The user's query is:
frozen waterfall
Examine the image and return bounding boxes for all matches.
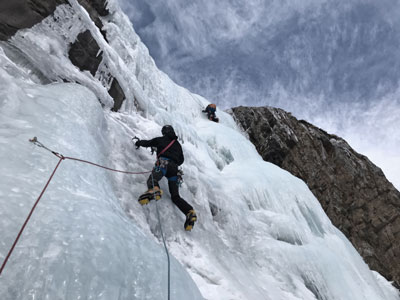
[0,1,399,299]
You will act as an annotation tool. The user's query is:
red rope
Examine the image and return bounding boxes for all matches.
[0,156,64,276]
[63,156,151,175]
[0,147,152,276]
[157,139,176,158]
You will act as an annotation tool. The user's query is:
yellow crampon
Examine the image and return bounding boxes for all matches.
[138,187,163,205]
[184,210,197,231]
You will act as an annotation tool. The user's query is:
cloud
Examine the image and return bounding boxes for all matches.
[118,0,400,189]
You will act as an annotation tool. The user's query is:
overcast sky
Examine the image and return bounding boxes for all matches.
[118,0,400,189]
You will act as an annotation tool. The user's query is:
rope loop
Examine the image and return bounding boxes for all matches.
[1,137,154,277]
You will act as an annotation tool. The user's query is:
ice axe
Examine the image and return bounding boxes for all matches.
[132,136,140,149]
[132,136,156,155]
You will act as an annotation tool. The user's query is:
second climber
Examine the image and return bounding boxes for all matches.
[202,104,219,122]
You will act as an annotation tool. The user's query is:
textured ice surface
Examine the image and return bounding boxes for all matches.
[0,1,399,299]
[0,78,202,300]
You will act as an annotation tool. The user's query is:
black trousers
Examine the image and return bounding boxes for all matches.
[147,161,193,215]
[207,112,218,122]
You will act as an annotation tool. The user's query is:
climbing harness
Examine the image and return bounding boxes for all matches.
[175,169,184,187]
[1,137,172,299]
[155,157,169,174]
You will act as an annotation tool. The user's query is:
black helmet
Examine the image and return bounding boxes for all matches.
[161,125,176,138]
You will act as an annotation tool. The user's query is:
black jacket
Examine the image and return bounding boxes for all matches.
[138,135,184,165]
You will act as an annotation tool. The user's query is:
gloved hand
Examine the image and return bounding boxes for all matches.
[135,140,142,147]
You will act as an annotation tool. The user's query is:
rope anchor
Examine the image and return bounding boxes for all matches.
[29,137,64,159]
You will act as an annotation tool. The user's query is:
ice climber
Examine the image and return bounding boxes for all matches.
[135,125,197,231]
[202,103,219,122]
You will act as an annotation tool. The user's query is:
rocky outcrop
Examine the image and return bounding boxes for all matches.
[77,0,109,27]
[109,78,126,112]
[0,0,126,111]
[0,0,67,41]
[231,106,400,288]
[68,30,103,76]
[0,0,109,41]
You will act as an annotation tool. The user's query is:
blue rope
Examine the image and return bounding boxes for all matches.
[151,172,171,300]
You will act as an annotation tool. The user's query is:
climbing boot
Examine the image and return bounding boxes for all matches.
[138,187,163,205]
[184,210,197,231]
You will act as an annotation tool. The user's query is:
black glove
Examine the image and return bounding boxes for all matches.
[135,140,142,147]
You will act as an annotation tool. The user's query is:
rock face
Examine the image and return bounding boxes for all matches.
[0,0,67,41]
[68,30,103,76]
[109,78,126,112]
[0,0,109,41]
[0,0,126,110]
[231,106,400,288]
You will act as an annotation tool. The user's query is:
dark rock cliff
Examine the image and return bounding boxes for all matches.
[0,0,108,41]
[0,0,67,41]
[0,0,125,110]
[231,106,400,289]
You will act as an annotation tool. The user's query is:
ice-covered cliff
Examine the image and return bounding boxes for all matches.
[120,0,400,191]
[0,1,399,299]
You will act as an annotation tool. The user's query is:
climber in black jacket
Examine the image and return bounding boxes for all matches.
[135,125,197,231]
